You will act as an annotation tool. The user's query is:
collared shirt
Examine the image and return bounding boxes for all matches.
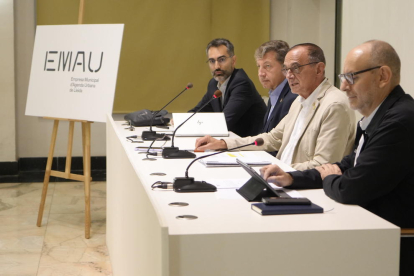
[280,78,328,165]
[267,79,287,121]
[354,103,382,166]
[217,77,230,108]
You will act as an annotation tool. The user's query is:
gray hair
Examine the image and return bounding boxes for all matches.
[206,38,234,56]
[254,40,290,64]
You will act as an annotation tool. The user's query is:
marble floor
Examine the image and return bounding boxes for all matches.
[0,182,112,276]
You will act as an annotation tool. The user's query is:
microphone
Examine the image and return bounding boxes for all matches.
[162,90,222,159]
[141,83,193,141]
[173,138,264,192]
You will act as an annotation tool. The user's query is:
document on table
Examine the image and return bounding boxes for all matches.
[198,151,271,167]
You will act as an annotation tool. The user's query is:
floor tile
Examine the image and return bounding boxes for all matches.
[0,182,112,275]
[53,182,107,198]
[0,196,53,216]
[0,182,55,199]
[0,249,41,276]
[50,196,106,214]
[0,215,46,253]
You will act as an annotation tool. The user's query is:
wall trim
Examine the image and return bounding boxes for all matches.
[0,156,106,183]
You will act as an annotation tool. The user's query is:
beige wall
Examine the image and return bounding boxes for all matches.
[12,0,268,158]
[11,0,335,159]
[270,0,336,82]
[341,0,414,100]
[36,0,270,114]
[10,0,412,160]
[0,0,16,162]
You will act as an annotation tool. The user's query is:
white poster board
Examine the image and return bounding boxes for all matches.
[25,24,124,122]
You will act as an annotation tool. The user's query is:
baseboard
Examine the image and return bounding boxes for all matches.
[0,161,18,175]
[0,156,106,183]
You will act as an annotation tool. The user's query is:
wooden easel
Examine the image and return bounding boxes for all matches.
[36,0,93,239]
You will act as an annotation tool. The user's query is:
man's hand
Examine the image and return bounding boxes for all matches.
[195,135,227,151]
[260,164,293,187]
[315,164,342,180]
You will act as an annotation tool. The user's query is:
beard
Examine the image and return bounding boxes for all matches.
[212,69,232,83]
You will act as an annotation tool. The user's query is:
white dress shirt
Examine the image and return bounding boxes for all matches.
[280,78,327,165]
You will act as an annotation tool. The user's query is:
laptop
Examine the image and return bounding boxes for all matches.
[172,113,229,137]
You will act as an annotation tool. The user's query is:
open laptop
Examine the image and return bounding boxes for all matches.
[172,113,229,137]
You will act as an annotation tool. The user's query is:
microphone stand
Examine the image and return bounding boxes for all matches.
[162,92,221,159]
[173,140,261,192]
[141,84,192,141]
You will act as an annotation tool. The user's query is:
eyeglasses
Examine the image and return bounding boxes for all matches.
[281,62,319,76]
[338,66,381,85]
[207,55,232,65]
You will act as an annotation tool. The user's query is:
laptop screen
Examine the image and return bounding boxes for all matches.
[172,113,229,137]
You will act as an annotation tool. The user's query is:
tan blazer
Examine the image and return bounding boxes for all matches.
[224,79,356,170]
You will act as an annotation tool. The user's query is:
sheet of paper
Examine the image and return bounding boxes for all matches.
[199,151,271,167]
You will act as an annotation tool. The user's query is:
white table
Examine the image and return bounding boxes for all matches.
[106,115,400,276]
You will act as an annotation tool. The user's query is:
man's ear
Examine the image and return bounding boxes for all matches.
[378,66,392,88]
[316,62,326,76]
[232,55,237,66]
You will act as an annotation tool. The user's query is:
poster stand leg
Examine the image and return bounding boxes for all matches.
[36,118,93,239]
[37,0,93,239]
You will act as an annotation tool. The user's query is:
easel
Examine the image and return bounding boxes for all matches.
[36,0,93,239]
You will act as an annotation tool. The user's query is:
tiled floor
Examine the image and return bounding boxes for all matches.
[0,182,112,276]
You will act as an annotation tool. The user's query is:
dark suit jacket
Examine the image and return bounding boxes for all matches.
[189,68,267,137]
[289,85,414,228]
[262,81,297,133]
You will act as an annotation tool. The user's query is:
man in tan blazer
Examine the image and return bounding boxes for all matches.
[195,43,356,170]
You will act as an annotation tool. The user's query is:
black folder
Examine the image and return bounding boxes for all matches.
[251,203,324,216]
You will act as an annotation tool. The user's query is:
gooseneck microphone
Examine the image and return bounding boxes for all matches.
[141,83,193,141]
[173,138,264,192]
[162,90,222,159]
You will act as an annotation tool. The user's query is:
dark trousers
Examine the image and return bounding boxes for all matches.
[400,237,414,276]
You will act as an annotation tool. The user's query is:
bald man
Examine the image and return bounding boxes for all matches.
[260,40,414,276]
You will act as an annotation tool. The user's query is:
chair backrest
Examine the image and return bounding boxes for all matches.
[401,228,414,237]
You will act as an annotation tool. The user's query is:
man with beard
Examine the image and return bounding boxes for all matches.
[189,38,267,137]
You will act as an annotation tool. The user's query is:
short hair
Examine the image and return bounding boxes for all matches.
[365,40,401,83]
[288,43,326,64]
[254,40,290,64]
[206,38,234,57]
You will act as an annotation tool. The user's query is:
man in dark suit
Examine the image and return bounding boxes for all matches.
[189,38,266,137]
[255,40,297,134]
[260,40,414,276]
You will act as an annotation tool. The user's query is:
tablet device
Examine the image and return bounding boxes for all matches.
[236,158,282,201]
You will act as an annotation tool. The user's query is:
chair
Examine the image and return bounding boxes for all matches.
[401,228,414,237]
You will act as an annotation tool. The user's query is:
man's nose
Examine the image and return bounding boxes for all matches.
[285,70,294,79]
[214,61,221,69]
[340,79,350,91]
[258,67,265,77]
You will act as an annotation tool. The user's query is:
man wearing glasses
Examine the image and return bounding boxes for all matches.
[189,38,267,137]
[196,43,356,170]
[260,40,414,275]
